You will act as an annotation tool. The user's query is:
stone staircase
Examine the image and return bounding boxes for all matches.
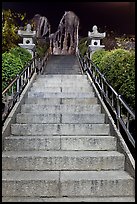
[2,56,135,202]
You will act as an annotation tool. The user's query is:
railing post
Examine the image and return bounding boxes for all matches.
[16,75,20,100]
[126,112,130,130]
[27,66,30,82]
[24,70,27,83]
[21,75,23,88]
[116,94,121,130]
[34,57,37,73]
[11,86,14,99]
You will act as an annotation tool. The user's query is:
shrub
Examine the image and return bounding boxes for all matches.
[2,47,32,91]
[92,49,109,68]
[119,51,135,109]
[10,46,32,67]
[2,52,23,91]
[97,49,135,110]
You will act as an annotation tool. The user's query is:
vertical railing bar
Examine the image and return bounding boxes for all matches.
[11,85,14,99]
[28,65,30,82]
[112,92,114,107]
[126,112,130,130]
[117,94,121,130]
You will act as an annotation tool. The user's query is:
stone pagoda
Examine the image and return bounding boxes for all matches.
[88,25,106,58]
[18,24,36,58]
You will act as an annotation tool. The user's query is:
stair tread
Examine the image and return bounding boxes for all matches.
[5,135,115,139]
[2,150,123,157]
[2,196,135,202]
[3,170,133,181]
[17,113,104,116]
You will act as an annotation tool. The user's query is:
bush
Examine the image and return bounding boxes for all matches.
[119,51,135,109]
[2,47,32,91]
[92,49,109,68]
[10,46,32,67]
[95,48,135,110]
[2,52,23,91]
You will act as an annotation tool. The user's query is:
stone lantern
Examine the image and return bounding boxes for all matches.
[18,24,36,58]
[88,25,106,58]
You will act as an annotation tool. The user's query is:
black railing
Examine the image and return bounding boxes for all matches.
[77,49,135,149]
[2,50,50,125]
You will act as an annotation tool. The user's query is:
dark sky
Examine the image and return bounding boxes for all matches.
[2,2,135,37]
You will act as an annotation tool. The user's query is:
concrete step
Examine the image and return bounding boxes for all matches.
[4,135,117,151]
[21,104,101,114]
[2,171,60,197]
[34,81,89,86]
[4,135,60,151]
[35,76,89,84]
[16,113,105,124]
[44,67,80,71]
[43,70,82,75]
[60,171,134,197]
[11,124,110,136]
[28,91,95,98]
[32,81,91,87]
[2,196,135,202]
[2,171,134,197]
[25,98,98,105]
[45,65,80,68]
[43,68,81,74]
[37,74,87,79]
[32,80,91,86]
[35,77,89,82]
[30,87,94,92]
[2,151,125,171]
[32,83,91,88]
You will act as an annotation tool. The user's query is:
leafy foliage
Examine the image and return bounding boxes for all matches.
[92,49,109,67]
[2,9,26,53]
[92,49,135,110]
[118,51,135,109]
[10,47,32,67]
[78,34,135,110]
[2,52,23,91]
[2,47,32,91]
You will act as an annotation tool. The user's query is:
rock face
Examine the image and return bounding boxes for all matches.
[32,11,79,55]
[50,11,79,55]
[32,14,51,39]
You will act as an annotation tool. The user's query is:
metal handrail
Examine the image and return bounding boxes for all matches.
[77,49,135,148]
[2,50,50,124]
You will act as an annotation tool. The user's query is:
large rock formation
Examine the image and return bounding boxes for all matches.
[50,11,79,55]
[32,14,51,39]
[32,11,79,55]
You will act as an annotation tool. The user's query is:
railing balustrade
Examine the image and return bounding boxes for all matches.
[2,49,50,124]
[77,49,135,148]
